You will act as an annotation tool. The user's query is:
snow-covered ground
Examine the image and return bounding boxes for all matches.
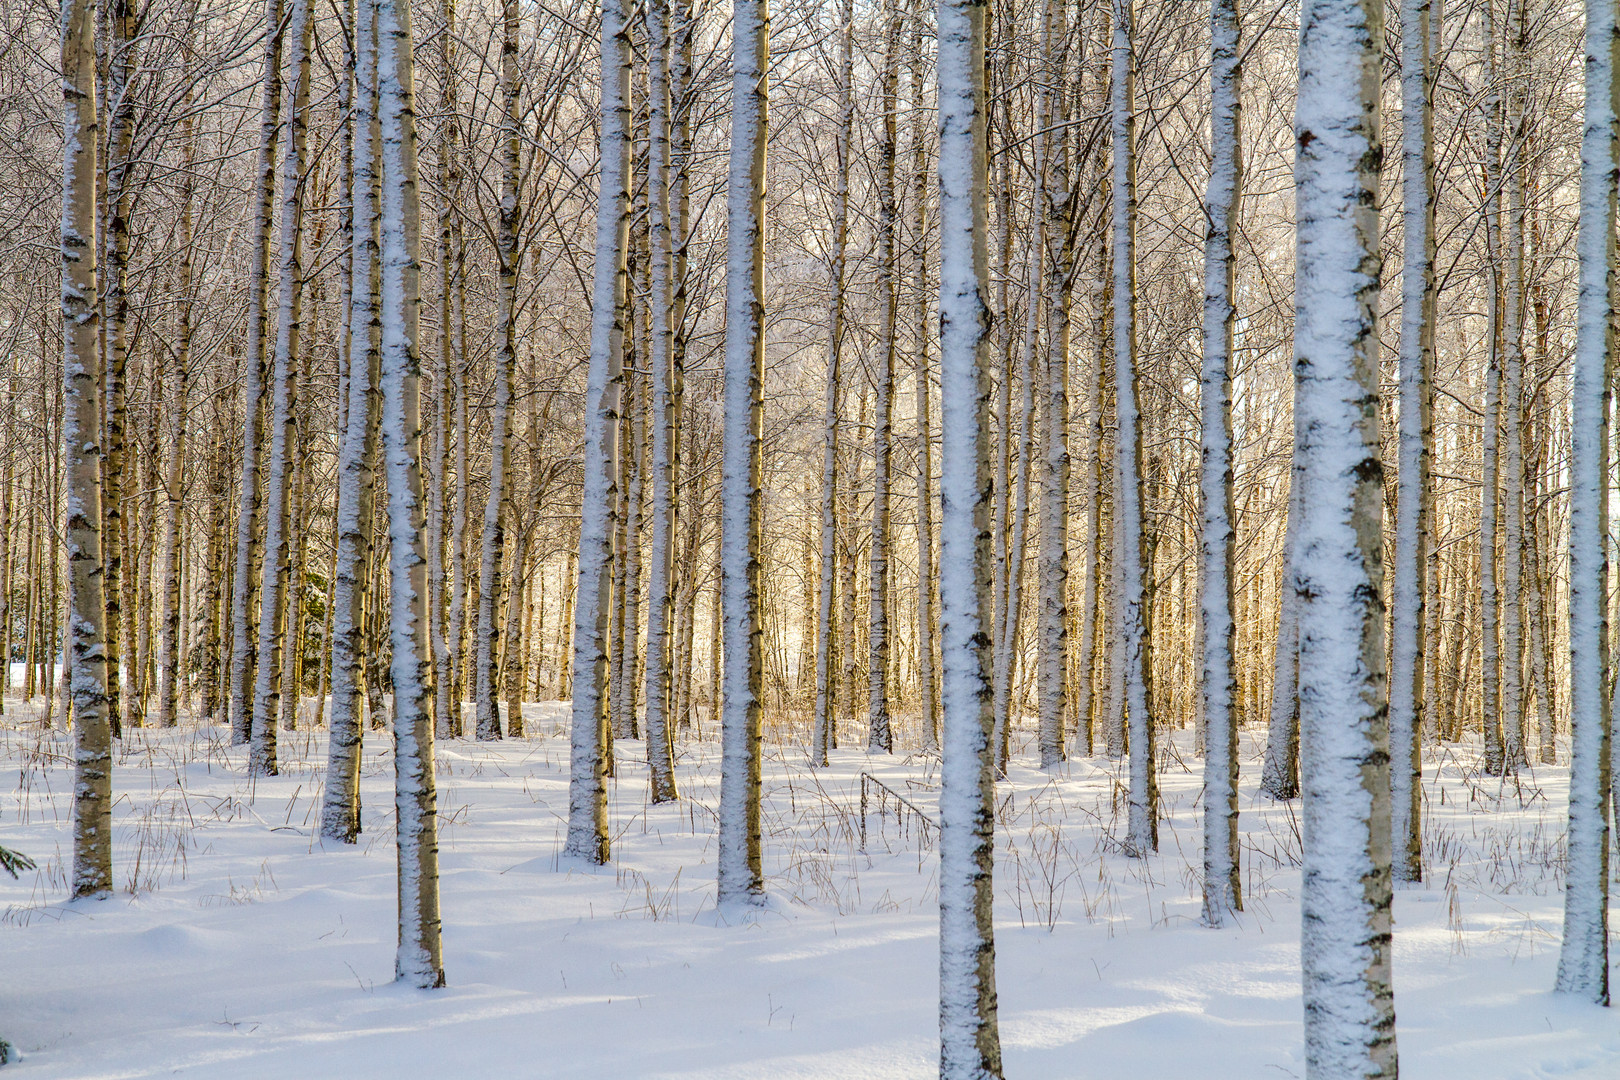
[1,700,1614,1078]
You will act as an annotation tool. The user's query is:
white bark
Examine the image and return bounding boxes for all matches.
[377,0,445,987]
[1294,0,1397,1071]
[937,0,1002,1072]
[62,0,111,898]
[1112,0,1156,856]
[566,0,631,863]
[717,0,768,906]
[1555,0,1614,1008]
[868,0,900,755]
[1199,0,1242,925]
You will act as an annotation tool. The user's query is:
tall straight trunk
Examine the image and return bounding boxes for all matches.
[668,0,694,733]
[812,0,851,769]
[320,0,380,844]
[1295,0,1397,1071]
[867,0,900,754]
[993,245,1036,771]
[502,525,527,735]
[62,0,110,898]
[1262,461,1302,799]
[566,0,631,864]
[199,438,226,723]
[1199,0,1241,925]
[230,0,286,745]
[377,0,446,988]
[717,0,768,906]
[157,96,196,729]
[1389,0,1434,883]
[1036,0,1072,771]
[912,0,938,753]
[1480,3,1505,776]
[1112,0,1155,856]
[641,0,680,800]
[936,0,1002,1072]
[1073,197,1108,758]
[1500,0,1527,770]
[1556,0,1614,1008]
[251,0,312,776]
[431,0,462,739]
[475,0,522,742]
[102,0,136,737]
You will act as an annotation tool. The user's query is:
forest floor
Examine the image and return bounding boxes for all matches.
[1,699,1615,1079]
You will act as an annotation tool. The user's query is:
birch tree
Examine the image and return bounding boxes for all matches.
[937,0,1003,1071]
[641,0,680,801]
[1294,0,1397,1071]
[911,0,938,752]
[321,0,381,844]
[228,0,285,746]
[250,0,313,777]
[474,0,523,743]
[566,0,631,864]
[62,0,112,898]
[1199,0,1241,926]
[377,0,446,987]
[1389,0,1434,883]
[1554,0,1614,1008]
[717,0,768,906]
[1112,0,1156,856]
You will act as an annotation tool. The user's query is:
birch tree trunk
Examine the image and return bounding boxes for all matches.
[1500,0,1528,771]
[867,0,900,754]
[566,0,631,863]
[812,0,851,769]
[1555,0,1614,1008]
[1036,0,1072,772]
[431,0,462,740]
[1112,0,1156,856]
[1294,0,1397,1070]
[229,0,285,746]
[912,0,938,752]
[157,95,195,730]
[641,0,680,800]
[377,0,446,987]
[1481,4,1505,777]
[937,0,1003,1069]
[251,0,313,777]
[320,0,380,844]
[475,0,522,742]
[1199,0,1242,925]
[1262,454,1301,800]
[717,0,768,906]
[1389,0,1434,883]
[62,0,111,898]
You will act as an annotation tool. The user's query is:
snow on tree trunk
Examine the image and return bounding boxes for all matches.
[717,0,768,907]
[1294,0,1398,1070]
[321,0,380,844]
[475,0,522,743]
[1112,0,1156,856]
[1199,0,1241,925]
[62,0,111,899]
[812,0,851,770]
[641,0,680,802]
[936,0,1003,1073]
[566,0,631,864]
[1555,0,1614,1009]
[229,0,285,747]
[867,0,900,755]
[1389,0,1434,884]
[376,0,446,988]
[251,0,313,777]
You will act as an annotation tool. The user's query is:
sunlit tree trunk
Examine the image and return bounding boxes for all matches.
[1556,0,1614,1008]
[1112,0,1156,856]
[1294,0,1397,1070]
[63,0,111,898]
[567,0,631,864]
[936,0,1003,1071]
[912,0,938,752]
[1199,0,1242,924]
[717,0,768,906]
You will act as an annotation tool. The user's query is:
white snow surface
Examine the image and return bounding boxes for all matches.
[2,706,1615,1078]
